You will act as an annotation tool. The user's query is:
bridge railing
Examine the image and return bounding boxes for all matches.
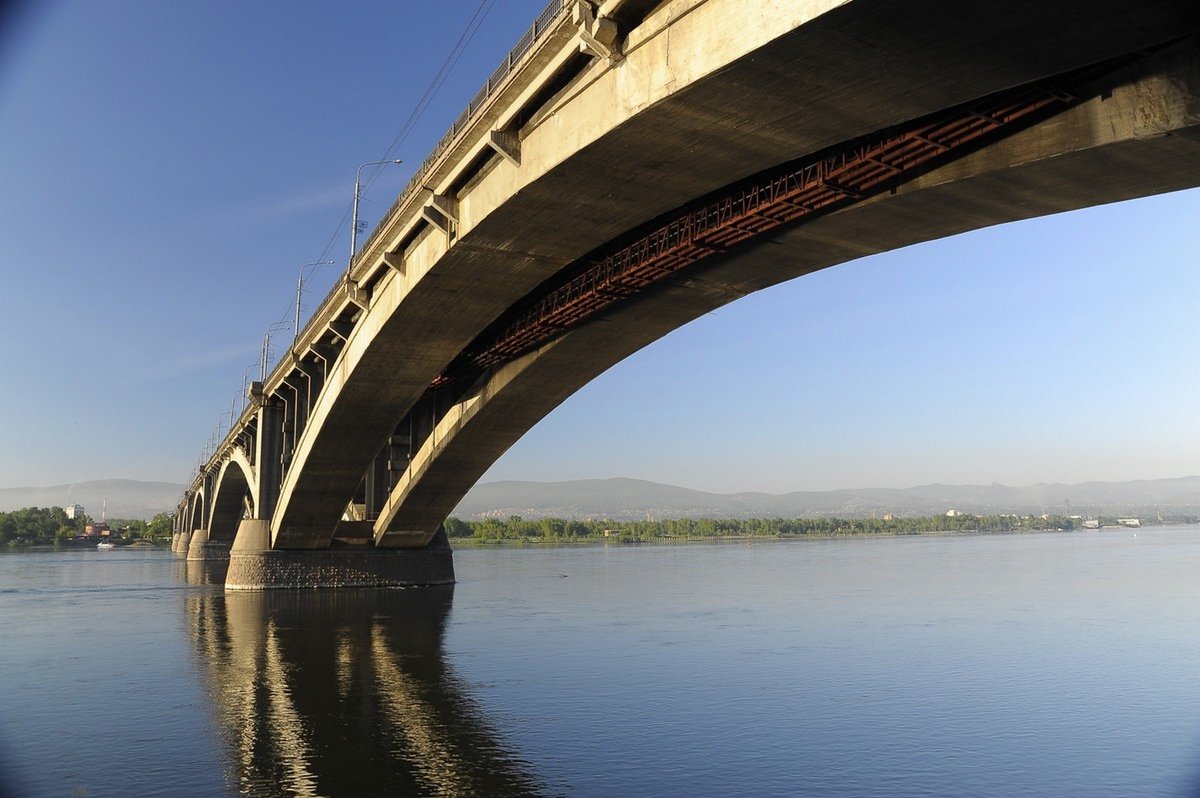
[195,0,571,488]
[292,0,567,376]
[352,0,567,267]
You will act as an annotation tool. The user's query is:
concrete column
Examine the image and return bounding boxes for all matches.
[186,528,207,557]
[187,527,231,562]
[256,400,284,522]
[283,374,309,444]
[199,471,213,533]
[173,528,194,554]
[364,443,390,518]
[279,387,295,482]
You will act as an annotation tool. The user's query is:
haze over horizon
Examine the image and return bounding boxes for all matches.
[1,2,1197,494]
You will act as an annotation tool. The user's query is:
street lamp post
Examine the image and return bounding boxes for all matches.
[349,159,403,269]
[294,259,336,340]
[260,321,291,381]
[240,361,262,412]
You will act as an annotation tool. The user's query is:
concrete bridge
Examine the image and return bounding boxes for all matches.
[175,0,1200,588]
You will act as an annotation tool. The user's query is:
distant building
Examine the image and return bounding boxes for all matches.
[65,504,84,520]
[84,521,110,538]
[1117,518,1141,527]
[883,513,894,522]
[945,509,960,517]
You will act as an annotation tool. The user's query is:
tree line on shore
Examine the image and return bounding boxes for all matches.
[3,506,1194,547]
[0,506,175,547]
[446,513,1194,542]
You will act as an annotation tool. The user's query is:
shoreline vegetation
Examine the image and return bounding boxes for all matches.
[444,513,1196,545]
[0,506,173,548]
[3,506,1195,549]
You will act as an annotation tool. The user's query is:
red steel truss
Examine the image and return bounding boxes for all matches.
[434,57,1128,386]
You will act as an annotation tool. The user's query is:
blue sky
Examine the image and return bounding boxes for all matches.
[1,1,1197,493]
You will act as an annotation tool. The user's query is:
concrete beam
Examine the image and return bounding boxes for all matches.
[573,0,621,63]
[327,320,354,342]
[486,129,521,166]
[373,40,1200,542]
[345,280,370,311]
[428,193,459,225]
[420,205,454,236]
[269,0,1200,550]
[382,250,405,275]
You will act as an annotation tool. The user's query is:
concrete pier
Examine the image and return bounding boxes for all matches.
[225,520,455,590]
[172,529,195,554]
[186,527,231,562]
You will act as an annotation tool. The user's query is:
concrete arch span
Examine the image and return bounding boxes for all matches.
[209,449,257,543]
[270,0,1200,549]
[188,489,206,534]
[373,39,1200,546]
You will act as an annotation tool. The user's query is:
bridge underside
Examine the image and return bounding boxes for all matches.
[179,0,1200,588]
[266,0,1200,553]
[375,40,1200,545]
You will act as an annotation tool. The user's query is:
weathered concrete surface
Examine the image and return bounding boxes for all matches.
[271,0,1200,549]
[173,529,197,555]
[186,526,232,562]
[227,520,453,589]
[374,39,1200,544]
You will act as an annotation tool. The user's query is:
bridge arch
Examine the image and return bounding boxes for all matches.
[373,39,1200,545]
[274,0,1200,549]
[182,0,1200,553]
[209,449,257,543]
[188,489,206,533]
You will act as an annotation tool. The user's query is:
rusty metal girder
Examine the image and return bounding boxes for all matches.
[429,52,1137,388]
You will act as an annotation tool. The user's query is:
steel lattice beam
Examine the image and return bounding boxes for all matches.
[430,52,1138,388]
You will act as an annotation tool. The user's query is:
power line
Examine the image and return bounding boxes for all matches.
[313,0,499,270]
[225,0,505,442]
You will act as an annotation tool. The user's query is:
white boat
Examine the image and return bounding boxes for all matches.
[96,541,116,550]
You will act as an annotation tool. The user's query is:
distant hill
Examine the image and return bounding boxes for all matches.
[0,479,183,520]
[453,476,1200,521]
[7,475,1196,524]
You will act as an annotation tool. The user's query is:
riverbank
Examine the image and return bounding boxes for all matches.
[452,525,1160,547]
[446,512,1175,546]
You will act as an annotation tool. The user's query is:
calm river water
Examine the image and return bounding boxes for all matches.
[2,527,1200,797]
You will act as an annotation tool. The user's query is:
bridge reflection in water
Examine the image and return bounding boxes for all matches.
[185,569,546,797]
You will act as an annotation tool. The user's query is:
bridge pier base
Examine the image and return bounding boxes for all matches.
[173,529,195,554]
[225,520,455,591]
[186,528,231,561]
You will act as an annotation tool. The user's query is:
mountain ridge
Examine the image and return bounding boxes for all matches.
[0,479,184,520]
[453,475,1200,520]
[4,475,1199,523]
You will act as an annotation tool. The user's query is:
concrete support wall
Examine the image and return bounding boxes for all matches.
[227,519,453,589]
[187,527,232,562]
[172,530,193,554]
